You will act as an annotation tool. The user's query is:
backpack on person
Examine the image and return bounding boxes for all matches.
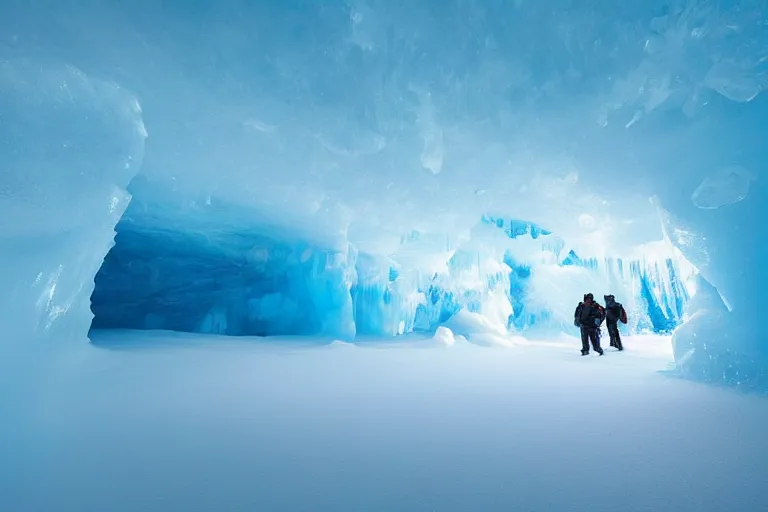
[604,295,627,325]
[609,302,627,324]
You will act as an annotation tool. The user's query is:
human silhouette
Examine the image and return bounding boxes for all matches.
[574,293,605,356]
[603,294,627,351]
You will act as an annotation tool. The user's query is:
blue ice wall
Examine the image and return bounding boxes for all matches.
[3,0,765,391]
[92,178,357,339]
[92,183,694,340]
[93,227,324,336]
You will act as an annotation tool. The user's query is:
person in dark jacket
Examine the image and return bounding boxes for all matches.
[603,294,627,351]
[574,293,605,356]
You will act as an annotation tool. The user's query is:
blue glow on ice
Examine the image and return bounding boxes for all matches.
[1,0,766,390]
[2,2,768,511]
[91,181,697,340]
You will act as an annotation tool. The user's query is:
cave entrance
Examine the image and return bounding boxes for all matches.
[89,223,331,338]
[89,177,348,340]
[89,178,699,344]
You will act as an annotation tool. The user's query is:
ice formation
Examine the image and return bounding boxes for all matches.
[1,0,766,390]
[0,59,146,344]
[91,178,697,343]
[691,165,756,210]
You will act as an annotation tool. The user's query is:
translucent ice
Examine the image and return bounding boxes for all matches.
[691,165,755,209]
[704,60,765,103]
[91,190,696,341]
[0,60,146,344]
[1,0,766,392]
[3,3,768,511]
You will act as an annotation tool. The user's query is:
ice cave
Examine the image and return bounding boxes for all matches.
[1,1,767,511]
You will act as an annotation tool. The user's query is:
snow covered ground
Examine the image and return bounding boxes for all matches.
[2,332,767,512]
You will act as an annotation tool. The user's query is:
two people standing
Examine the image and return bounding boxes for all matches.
[573,293,627,356]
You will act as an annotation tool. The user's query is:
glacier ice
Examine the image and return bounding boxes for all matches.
[704,59,766,103]
[691,165,756,209]
[91,182,697,344]
[0,59,146,344]
[0,0,766,391]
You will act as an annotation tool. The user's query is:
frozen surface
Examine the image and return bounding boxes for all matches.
[0,2,766,386]
[2,331,767,512]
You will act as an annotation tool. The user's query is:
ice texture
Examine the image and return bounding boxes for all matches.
[0,59,146,344]
[91,183,696,342]
[0,0,766,391]
[691,165,756,209]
